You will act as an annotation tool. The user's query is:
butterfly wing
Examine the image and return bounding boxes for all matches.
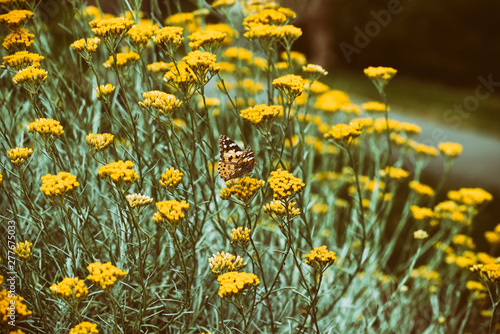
[218,135,256,181]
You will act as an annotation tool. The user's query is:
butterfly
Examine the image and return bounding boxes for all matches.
[218,135,256,181]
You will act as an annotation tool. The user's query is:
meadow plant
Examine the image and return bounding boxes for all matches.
[0,1,496,333]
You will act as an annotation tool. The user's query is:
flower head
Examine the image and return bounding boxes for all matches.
[361,101,387,114]
[410,205,434,221]
[153,200,190,229]
[159,167,183,189]
[138,91,182,117]
[3,28,35,51]
[268,169,305,199]
[86,133,114,152]
[240,104,281,126]
[304,245,336,270]
[470,264,500,285]
[414,230,429,240]
[163,61,196,95]
[272,74,305,99]
[71,38,101,60]
[69,322,99,334]
[438,142,462,158]
[12,66,47,91]
[96,83,115,100]
[102,52,140,69]
[50,277,88,301]
[87,262,127,290]
[183,50,220,86]
[217,271,260,299]
[13,241,32,259]
[40,172,80,198]
[324,123,362,146]
[219,177,264,202]
[485,224,500,246]
[188,30,227,51]
[263,199,301,218]
[364,66,397,93]
[2,51,44,72]
[97,160,139,185]
[7,147,33,166]
[209,251,247,275]
[0,289,32,323]
[379,166,409,180]
[447,188,492,207]
[153,26,184,56]
[89,17,134,49]
[126,193,153,209]
[127,24,154,47]
[231,227,251,245]
[0,10,33,30]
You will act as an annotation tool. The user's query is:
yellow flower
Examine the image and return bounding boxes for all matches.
[452,234,476,249]
[324,123,362,146]
[2,51,44,71]
[127,24,154,46]
[314,90,351,112]
[2,28,35,51]
[438,142,462,158]
[409,181,435,197]
[372,117,400,134]
[70,38,101,59]
[466,280,487,292]
[267,168,305,199]
[0,10,33,30]
[0,289,32,324]
[188,30,227,51]
[50,277,88,300]
[409,141,438,158]
[183,50,220,84]
[413,230,429,240]
[279,24,302,44]
[470,264,500,284]
[302,64,327,77]
[447,188,492,206]
[304,245,336,270]
[211,0,235,9]
[96,83,115,100]
[410,205,434,220]
[102,51,140,68]
[87,262,127,290]
[379,166,409,180]
[40,172,80,198]
[263,199,301,218]
[272,74,305,99]
[361,101,387,114]
[6,147,33,166]
[222,46,253,63]
[217,271,260,299]
[164,12,200,34]
[163,61,196,94]
[86,133,114,152]
[153,26,184,55]
[240,104,282,125]
[98,160,138,185]
[363,66,397,93]
[138,91,182,116]
[243,8,287,28]
[219,177,265,202]
[146,61,170,73]
[126,193,153,209]
[13,241,32,259]
[159,167,183,189]
[89,17,134,39]
[153,200,190,228]
[69,322,99,334]
[397,122,421,135]
[208,251,247,275]
[410,266,441,284]
[485,224,500,246]
[12,66,47,89]
[205,23,236,45]
[231,227,251,245]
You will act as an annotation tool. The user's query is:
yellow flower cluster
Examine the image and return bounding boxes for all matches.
[219,177,265,202]
[231,226,251,245]
[243,8,288,27]
[3,28,35,51]
[69,322,99,334]
[397,122,421,135]
[447,188,492,206]
[217,271,260,299]
[324,123,361,146]
[268,168,305,198]
[205,23,235,45]
[438,142,462,158]
[86,133,114,152]
[96,83,116,100]
[70,37,101,55]
[452,234,476,249]
[163,61,196,90]
[126,193,153,209]
[222,46,253,64]
[188,30,227,51]
[13,240,32,259]
[138,91,183,116]
[272,74,305,98]
[103,51,140,68]
[2,51,44,71]
[97,160,139,185]
[379,166,409,180]
[243,23,284,42]
[0,289,32,323]
[466,280,487,293]
[302,64,328,77]
[211,0,235,9]
[263,199,301,218]
[410,205,434,220]
[0,10,33,30]
[485,224,500,246]
[208,251,247,275]
[413,230,429,240]
[127,24,154,46]
[153,26,184,51]
[164,12,200,34]
[240,104,282,125]
[12,66,47,87]
[315,90,352,113]
[89,17,134,39]
[304,245,336,270]
[470,264,500,284]
[183,50,220,80]
[410,266,440,284]
[433,200,469,225]
[364,66,397,92]
[147,61,170,73]
[40,172,80,198]
[87,262,127,290]
[153,200,190,228]
[50,277,88,300]
[159,167,183,188]
[7,147,33,166]
[361,101,387,114]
